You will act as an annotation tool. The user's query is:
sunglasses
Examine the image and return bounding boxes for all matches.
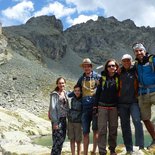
[134,49,143,53]
[107,65,116,68]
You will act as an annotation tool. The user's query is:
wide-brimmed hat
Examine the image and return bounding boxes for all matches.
[80,58,93,67]
[121,54,133,61]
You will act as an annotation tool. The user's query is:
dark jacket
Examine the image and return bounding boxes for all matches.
[95,71,119,107]
[68,97,82,123]
[118,66,138,104]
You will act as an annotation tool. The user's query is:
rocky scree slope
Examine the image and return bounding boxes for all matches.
[2,15,155,114]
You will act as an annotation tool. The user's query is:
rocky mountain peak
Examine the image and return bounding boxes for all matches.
[25,15,63,32]
[2,15,155,79]
[121,19,136,28]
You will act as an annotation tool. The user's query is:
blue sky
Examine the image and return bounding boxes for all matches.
[1,0,155,29]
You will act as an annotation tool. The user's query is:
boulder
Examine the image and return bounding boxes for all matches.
[1,143,50,155]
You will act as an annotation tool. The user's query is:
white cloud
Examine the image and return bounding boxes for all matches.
[66,0,104,12]
[102,0,155,27]
[65,0,155,27]
[0,17,16,27]
[1,0,155,28]
[2,1,34,23]
[67,14,98,26]
[34,1,76,18]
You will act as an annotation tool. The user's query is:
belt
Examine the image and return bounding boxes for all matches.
[59,117,66,121]
[98,106,115,110]
[98,102,116,107]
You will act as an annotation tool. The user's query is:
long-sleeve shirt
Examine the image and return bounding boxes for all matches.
[49,91,69,126]
[118,66,138,104]
[95,71,119,107]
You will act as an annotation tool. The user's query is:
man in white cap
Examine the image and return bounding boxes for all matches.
[118,54,144,154]
[77,58,100,155]
[133,43,155,149]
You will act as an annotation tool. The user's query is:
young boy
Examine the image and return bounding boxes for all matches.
[67,85,82,155]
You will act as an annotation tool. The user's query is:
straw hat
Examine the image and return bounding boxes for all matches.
[80,58,93,67]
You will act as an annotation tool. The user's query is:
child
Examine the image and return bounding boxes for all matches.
[68,85,82,155]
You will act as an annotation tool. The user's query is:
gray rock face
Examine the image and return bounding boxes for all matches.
[1,15,155,113]
[3,15,155,71]
[3,15,67,62]
[1,14,155,112]
[0,35,8,65]
[64,16,155,64]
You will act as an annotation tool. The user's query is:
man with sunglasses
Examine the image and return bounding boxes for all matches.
[133,43,155,149]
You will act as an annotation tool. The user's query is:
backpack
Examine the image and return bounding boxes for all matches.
[135,55,155,73]
[101,75,119,90]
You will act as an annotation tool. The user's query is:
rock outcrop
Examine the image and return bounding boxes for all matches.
[64,16,155,64]
[0,107,51,155]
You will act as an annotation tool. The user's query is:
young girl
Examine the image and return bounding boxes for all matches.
[49,77,69,155]
[94,59,119,155]
[67,85,82,155]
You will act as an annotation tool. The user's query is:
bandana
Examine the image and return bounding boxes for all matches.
[132,43,146,51]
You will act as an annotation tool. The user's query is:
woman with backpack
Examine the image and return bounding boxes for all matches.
[93,59,119,155]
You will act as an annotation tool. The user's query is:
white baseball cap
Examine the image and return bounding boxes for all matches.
[121,54,132,61]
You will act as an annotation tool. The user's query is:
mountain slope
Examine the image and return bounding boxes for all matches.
[1,15,155,113]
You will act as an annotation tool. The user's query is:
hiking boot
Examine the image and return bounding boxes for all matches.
[139,146,144,150]
[147,139,155,149]
[99,152,106,155]
[90,151,96,155]
[110,152,117,155]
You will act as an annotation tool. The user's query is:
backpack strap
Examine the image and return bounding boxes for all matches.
[115,76,119,90]
[149,55,155,72]
[101,75,106,88]
[101,75,119,90]
[135,56,155,73]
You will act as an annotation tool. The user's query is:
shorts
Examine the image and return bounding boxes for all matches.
[81,109,98,134]
[67,122,82,142]
[138,92,155,120]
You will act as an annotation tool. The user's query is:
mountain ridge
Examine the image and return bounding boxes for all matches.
[1,15,155,114]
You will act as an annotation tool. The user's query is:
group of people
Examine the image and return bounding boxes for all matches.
[48,43,155,155]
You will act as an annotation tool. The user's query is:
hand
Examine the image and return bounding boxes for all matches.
[93,107,98,116]
[48,111,51,120]
[53,124,59,130]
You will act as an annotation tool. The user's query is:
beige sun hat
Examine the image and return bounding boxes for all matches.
[80,58,93,67]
